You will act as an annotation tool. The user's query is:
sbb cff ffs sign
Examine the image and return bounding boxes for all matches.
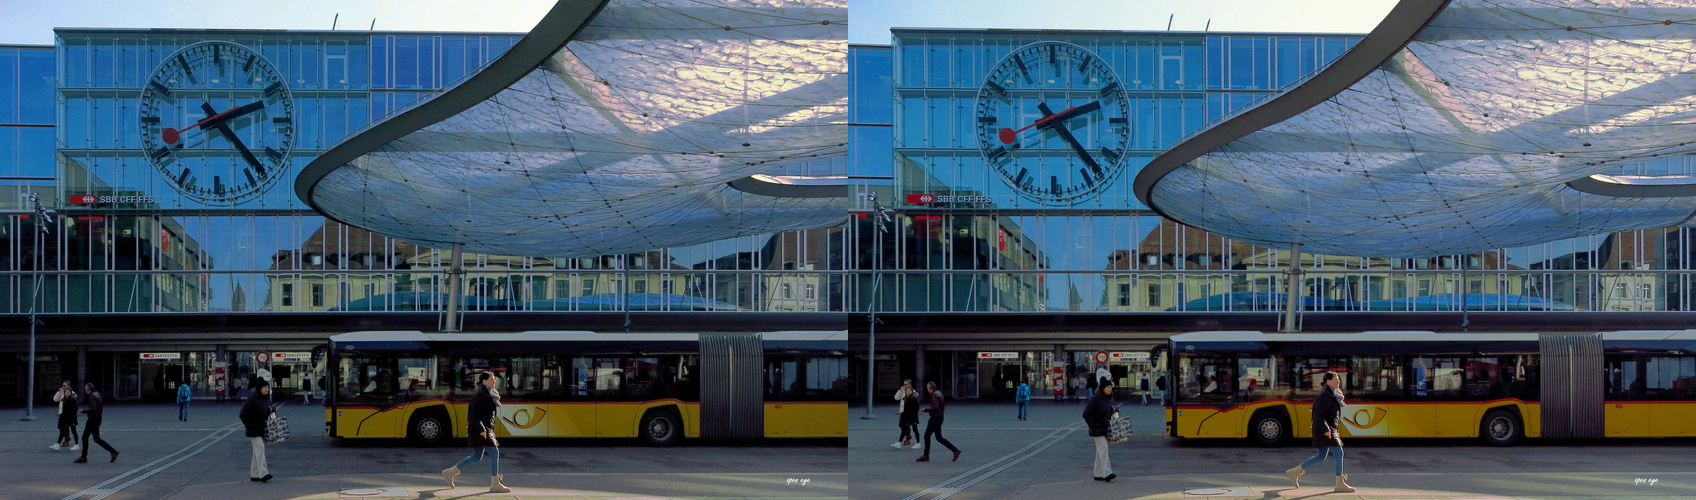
[68,194,156,205]
[906,193,993,204]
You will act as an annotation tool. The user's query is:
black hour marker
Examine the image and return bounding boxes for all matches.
[214,176,224,196]
[1100,82,1119,97]
[211,44,220,66]
[1048,45,1056,66]
[264,81,284,97]
[264,147,284,161]
[243,168,258,186]
[272,116,291,124]
[1078,59,1091,74]
[243,55,255,73]
[149,147,171,161]
[1100,148,1122,166]
[175,168,192,186]
[1012,55,1029,75]
[977,116,997,123]
[1109,117,1128,124]
[1013,168,1028,186]
[985,81,1008,97]
[148,81,172,97]
[1079,168,1095,188]
[1051,176,1063,196]
[178,54,196,83]
[140,116,160,124]
[987,146,1010,164]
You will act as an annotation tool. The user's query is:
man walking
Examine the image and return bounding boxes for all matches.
[1015,379,1031,420]
[915,381,959,462]
[177,381,193,421]
[74,383,118,464]
[1140,375,1151,406]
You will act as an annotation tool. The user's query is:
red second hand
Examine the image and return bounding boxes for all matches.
[162,105,242,145]
[998,106,1078,144]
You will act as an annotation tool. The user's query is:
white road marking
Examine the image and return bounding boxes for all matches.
[61,424,241,500]
[903,422,1085,500]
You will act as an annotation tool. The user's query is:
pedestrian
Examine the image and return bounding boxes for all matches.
[301,376,312,405]
[51,381,80,451]
[1084,371,1096,400]
[441,371,511,493]
[1155,374,1168,405]
[1140,375,1150,406]
[1285,372,1355,492]
[73,383,118,464]
[1082,383,1117,482]
[1015,379,1031,420]
[1070,374,1083,401]
[240,378,275,482]
[915,381,959,462]
[177,380,193,421]
[1096,366,1111,395]
[892,380,920,449]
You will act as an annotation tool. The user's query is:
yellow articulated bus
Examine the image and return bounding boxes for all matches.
[1162,330,1696,446]
[324,330,847,446]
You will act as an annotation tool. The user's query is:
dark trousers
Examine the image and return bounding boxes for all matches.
[79,416,116,458]
[923,415,957,456]
[57,416,78,445]
[178,401,188,420]
[897,414,919,442]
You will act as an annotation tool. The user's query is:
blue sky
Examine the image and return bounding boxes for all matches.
[0,0,558,45]
[850,0,1397,44]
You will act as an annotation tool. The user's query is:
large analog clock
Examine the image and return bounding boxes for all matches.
[974,41,1132,204]
[139,41,295,205]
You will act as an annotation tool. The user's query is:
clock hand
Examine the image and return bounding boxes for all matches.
[197,103,267,174]
[997,101,1102,145]
[1049,117,1102,175]
[162,100,265,145]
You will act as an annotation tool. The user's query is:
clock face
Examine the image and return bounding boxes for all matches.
[974,41,1133,204]
[139,41,295,205]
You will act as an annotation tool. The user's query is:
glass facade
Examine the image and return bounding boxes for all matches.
[850,29,1696,315]
[0,30,846,315]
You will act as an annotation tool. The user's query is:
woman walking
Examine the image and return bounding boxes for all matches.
[891,380,920,449]
[51,381,79,451]
[442,371,510,492]
[1285,372,1355,492]
[240,379,275,482]
[74,383,118,464]
[1081,383,1117,482]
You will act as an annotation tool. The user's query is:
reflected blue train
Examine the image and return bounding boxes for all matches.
[1167,292,1577,312]
[333,292,741,312]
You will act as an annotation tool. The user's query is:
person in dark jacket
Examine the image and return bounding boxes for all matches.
[74,383,118,464]
[240,379,275,482]
[1081,383,1117,482]
[1286,372,1355,492]
[442,371,510,492]
[52,381,80,451]
[891,380,920,449]
[915,381,959,462]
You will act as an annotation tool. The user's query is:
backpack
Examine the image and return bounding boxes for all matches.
[1156,376,1167,390]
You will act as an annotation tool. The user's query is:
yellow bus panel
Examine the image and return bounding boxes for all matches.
[1431,404,1480,437]
[681,403,702,438]
[1650,402,1696,436]
[1605,403,1652,437]
[597,404,641,438]
[809,403,849,437]
[764,403,809,437]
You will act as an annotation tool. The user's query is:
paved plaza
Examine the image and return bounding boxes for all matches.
[0,400,845,499]
[850,395,1696,500]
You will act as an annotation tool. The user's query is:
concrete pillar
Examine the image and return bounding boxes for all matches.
[76,346,87,387]
[913,345,926,394]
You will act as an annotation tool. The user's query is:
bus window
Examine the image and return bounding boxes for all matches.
[1644,356,1696,400]
[808,355,849,400]
[1238,356,1278,402]
[504,356,548,401]
[399,357,442,402]
[767,355,802,398]
[1349,356,1403,401]
[339,356,399,404]
[1178,355,1235,403]
[1287,357,1348,399]
[1412,357,1463,397]
[622,357,663,398]
[1604,355,1638,399]
[1465,357,1515,399]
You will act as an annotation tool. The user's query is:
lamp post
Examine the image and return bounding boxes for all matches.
[862,193,892,419]
[21,193,53,422]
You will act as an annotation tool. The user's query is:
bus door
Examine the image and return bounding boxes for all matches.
[492,356,552,438]
[338,356,403,438]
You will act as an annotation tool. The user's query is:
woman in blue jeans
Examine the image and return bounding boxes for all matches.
[1285,372,1355,492]
[441,371,510,493]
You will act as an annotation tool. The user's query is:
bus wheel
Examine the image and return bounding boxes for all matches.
[640,409,682,447]
[1480,409,1521,447]
[1249,410,1291,447]
[410,409,449,446]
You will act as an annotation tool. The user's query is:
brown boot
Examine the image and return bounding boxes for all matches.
[1334,474,1356,493]
[1284,466,1303,488]
[490,474,511,493]
[441,466,460,488]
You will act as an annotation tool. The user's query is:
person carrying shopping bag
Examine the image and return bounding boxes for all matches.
[1285,372,1355,492]
[442,371,511,493]
[240,379,275,482]
[1082,383,1117,482]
